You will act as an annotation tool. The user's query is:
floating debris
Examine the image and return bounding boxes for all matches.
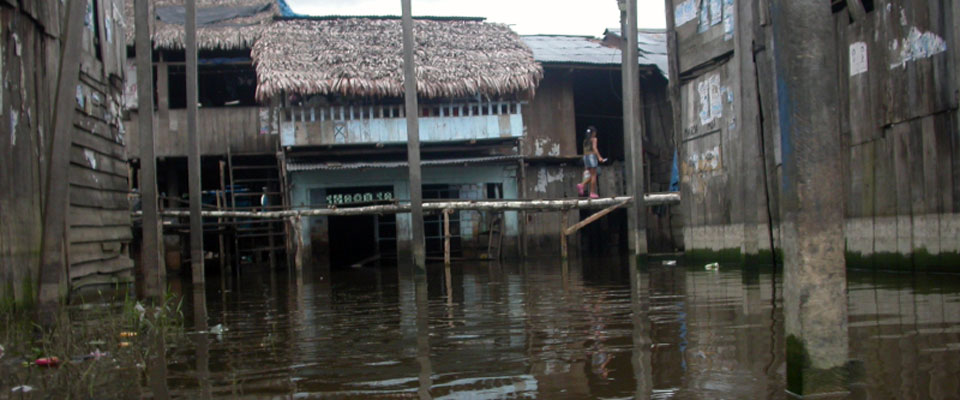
[209,324,227,335]
[118,341,131,348]
[0,344,4,359]
[704,262,720,271]
[35,357,61,367]
[663,260,677,266]
[119,331,138,338]
[11,385,33,393]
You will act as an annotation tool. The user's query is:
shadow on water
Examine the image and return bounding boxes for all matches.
[146,258,960,399]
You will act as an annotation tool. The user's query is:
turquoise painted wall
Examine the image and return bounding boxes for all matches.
[290,165,520,249]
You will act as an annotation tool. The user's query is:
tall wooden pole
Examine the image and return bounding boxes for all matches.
[186,0,204,283]
[135,0,163,300]
[38,0,86,320]
[621,0,647,256]
[401,0,426,269]
[770,1,849,397]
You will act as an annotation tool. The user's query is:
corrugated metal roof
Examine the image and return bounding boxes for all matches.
[287,155,523,172]
[521,35,623,66]
[604,28,669,77]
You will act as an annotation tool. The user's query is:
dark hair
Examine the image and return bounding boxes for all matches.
[585,126,597,136]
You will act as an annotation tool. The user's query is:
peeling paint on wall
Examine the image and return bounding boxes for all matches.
[889,27,946,69]
[9,112,17,147]
[534,138,560,157]
[84,149,97,169]
[534,167,564,193]
[850,42,868,76]
[674,0,698,26]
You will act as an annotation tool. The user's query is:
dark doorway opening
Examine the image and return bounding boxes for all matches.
[329,214,378,268]
[324,186,396,268]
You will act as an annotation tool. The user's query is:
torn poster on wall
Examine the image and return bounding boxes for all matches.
[698,73,723,126]
[709,0,722,26]
[889,27,946,69]
[723,0,734,40]
[849,42,868,76]
[674,0,698,26]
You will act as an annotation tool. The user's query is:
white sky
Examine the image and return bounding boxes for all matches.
[285,0,667,36]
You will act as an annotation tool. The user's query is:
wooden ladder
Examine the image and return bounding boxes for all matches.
[486,213,504,261]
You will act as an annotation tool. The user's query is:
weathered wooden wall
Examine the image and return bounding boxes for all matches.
[666,0,960,269]
[522,69,578,158]
[1,0,133,305]
[125,106,276,158]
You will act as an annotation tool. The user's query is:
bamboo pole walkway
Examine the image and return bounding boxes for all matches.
[135,193,680,219]
[137,192,680,268]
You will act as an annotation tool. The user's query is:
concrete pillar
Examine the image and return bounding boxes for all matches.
[770,1,850,397]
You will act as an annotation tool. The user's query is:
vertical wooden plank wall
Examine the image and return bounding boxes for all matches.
[2,0,132,305]
[666,0,960,270]
[69,0,134,289]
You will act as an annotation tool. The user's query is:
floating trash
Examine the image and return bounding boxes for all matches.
[11,385,33,393]
[119,331,138,338]
[663,260,677,266]
[704,262,720,271]
[0,344,4,359]
[35,357,61,367]
[118,341,131,348]
[209,324,227,335]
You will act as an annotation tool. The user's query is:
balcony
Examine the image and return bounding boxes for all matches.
[278,101,524,147]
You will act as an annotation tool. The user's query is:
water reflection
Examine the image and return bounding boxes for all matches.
[148,259,960,399]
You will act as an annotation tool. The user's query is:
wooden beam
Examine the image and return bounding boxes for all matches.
[564,198,631,236]
[136,0,163,301]
[38,0,87,320]
[401,0,426,269]
[847,0,866,22]
[185,0,203,284]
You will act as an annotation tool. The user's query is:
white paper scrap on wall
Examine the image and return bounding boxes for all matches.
[849,42,868,76]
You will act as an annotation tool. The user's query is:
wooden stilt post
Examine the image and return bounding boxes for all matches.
[218,161,230,275]
[560,210,569,260]
[135,0,163,301]
[443,209,452,266]
[401,0,426,270]
[185,0,204,284]
[620,0,647,256]
[38,0,87,319]
[771,1,849,396]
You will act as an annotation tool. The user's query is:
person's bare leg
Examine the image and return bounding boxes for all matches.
[589,168,599,196]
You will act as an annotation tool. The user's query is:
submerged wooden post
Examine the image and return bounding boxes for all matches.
[185,0,204,284]
[443,209,452,266]
[289,216,304,275]
[620,0,648,256]
[218,161,229,274]
[38,0,86,318]
[771,1,849,397]
[401,0,426,269]
[135,0,163,300]
[560,211,569,259]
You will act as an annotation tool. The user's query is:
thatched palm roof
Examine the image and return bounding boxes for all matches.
[251,17,543,100]
[123,0,276,50]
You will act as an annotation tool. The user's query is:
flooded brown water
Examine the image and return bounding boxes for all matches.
[155,258,960,399]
